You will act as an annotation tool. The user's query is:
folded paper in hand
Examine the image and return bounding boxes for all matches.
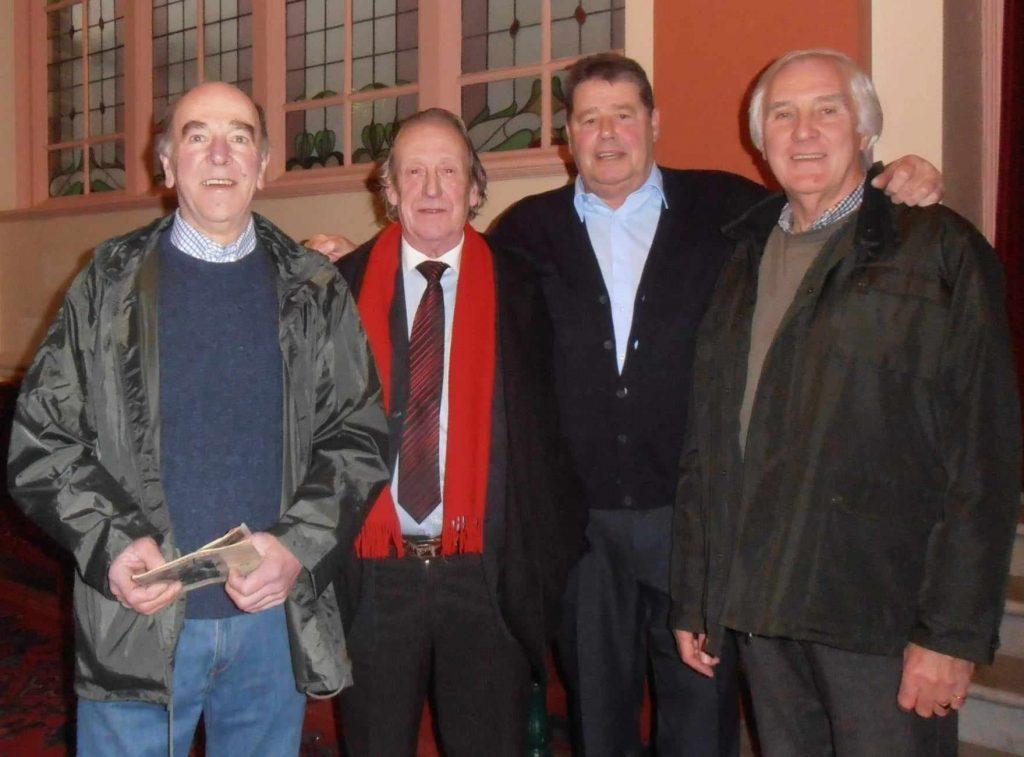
[132,524,262,592]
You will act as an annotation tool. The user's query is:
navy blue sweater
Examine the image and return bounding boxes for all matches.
[158,233,283,618]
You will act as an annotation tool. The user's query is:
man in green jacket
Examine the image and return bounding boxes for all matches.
[6,82,390,756]
[671,49,1020,755]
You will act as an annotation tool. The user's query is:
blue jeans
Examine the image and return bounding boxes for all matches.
[77,606,306,756]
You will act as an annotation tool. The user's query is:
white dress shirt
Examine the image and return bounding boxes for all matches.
[392,235,463,536]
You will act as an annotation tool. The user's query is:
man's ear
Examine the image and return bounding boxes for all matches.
[256,151,270,191]
[159,152,176,189]
[650,107,661,142]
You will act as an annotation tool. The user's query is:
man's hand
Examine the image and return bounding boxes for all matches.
[897,642,974,717]
[871,155,944,207]
[673,629,721,678]
[108,537,182,615]
[305,234,357,262]
[225,532,303,613]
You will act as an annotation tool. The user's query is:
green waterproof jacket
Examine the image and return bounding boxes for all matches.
[670,170,1021,664]
[7,213,390,703]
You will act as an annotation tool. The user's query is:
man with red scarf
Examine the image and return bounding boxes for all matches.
[333,108,584,755]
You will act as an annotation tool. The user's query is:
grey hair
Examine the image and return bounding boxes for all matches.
[377,108,487,221]
[154,86,270,160]
[748,48,882,165]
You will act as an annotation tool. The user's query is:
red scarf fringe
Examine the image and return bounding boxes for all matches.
[354,222,496,558]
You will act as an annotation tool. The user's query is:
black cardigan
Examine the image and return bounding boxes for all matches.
[490,167,768,512]
[334,235,586,677]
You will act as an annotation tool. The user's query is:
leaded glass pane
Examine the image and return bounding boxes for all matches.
[462,0,542,74]
[285,105,346,170]
[88,0,125,137]
[47,4,84,144]
[463,76,542,152]
[285,1,346,102]
[551,0,625,60]
[90,141,126,192]
[48,147,85,197]
[352,93,416,163]
[153,0,199,128]
[352,3,417,91]
[552,70,569,144]
[203,0,254,94]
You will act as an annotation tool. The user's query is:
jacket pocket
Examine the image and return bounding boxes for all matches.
[828,265,948,380]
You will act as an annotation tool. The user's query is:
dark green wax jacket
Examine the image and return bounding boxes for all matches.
[670,170,1021,664]
[7,213,390,703]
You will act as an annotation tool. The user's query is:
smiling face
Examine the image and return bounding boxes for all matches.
[160,82,269,245]
[761,57,868,228]
[567,78,660,210]
[385,119,481,258]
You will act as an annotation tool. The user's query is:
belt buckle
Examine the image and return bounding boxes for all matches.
[404,537,441,558]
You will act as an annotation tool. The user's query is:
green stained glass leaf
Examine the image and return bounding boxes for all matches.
[491,129,535,152]
[466,105,492,130]
[314,129,336,158]
[311,90,338,100]
[294,131,314,160]
[552,76,567,110]
[522,79,543,115]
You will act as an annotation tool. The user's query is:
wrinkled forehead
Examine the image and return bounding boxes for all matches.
[392,120,471,168]
[172,84,261,136]
[766,56,852,105]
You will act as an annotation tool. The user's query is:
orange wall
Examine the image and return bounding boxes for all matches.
[652,0,868,185]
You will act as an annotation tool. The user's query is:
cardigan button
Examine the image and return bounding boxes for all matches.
[603,339,614,350]
[598,294,609,305]
[616,386,629,399]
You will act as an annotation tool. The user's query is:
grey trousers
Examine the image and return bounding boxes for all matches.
[738,634,958,756]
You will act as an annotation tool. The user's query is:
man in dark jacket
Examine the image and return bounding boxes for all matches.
[7,82,390,756]
[333,108,584,756]
[671,49,1020,755]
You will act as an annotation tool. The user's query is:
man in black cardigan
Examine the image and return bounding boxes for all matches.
[489,54,944,756]
[333,109,584,756]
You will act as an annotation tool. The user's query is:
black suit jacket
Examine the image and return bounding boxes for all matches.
[335,235,585,676]
[490,167,767,513]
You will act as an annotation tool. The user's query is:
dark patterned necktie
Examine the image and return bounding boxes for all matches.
[398,260,449,522]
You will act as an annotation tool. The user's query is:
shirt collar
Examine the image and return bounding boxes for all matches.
[169,211,257,263]
[573,165,667,221]
[778,182,864,234]
[401,234,463,274]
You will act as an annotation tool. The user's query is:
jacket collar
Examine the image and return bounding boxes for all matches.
[722,163,901,259]
[94,211,332,289]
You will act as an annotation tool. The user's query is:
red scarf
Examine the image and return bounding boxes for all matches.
[354,222,496,558]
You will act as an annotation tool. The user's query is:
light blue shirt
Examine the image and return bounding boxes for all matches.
[392,236,462,537]
[169,210,256,263]
[574,166,667,372]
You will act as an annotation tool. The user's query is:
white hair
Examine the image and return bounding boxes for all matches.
[748,48,882,165]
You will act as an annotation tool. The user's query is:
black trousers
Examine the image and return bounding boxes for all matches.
[560,508,740,756]
[340,553,531,757]
[739,635,958,756]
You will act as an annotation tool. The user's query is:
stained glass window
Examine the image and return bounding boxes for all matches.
[27,1,637,207]
[551,0,624,61]
[45,0,125,197]
[461,0,624,155]
[284,1,418,172]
